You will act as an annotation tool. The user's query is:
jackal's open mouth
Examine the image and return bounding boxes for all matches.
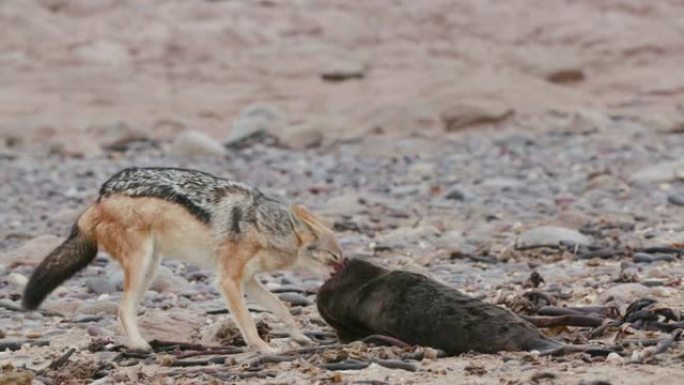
[332,257,349,273]
[326,258,350,281]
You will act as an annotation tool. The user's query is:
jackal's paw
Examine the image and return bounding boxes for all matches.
[291,333,313,346]
[250,342,278,355]
[127,340,153,353]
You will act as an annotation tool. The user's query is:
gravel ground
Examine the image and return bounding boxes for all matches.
[2,1,684,383]
[2,114,684,384]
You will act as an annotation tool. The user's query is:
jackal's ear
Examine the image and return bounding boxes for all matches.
[291,204,315,224]
[291,204,322,230]
[290,205,333,233]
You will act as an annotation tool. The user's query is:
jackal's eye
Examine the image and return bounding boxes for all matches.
[327,251,340,261]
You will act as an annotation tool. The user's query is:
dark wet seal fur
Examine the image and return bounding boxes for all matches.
[317,259,563,355]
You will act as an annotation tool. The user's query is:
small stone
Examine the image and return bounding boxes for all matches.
[422,347,439,360]
[375,226,440,250]
[480,178,525,190]
[644,231,684,248]
[437,240,472,262]
[87,324,115,338]
[73,40,131,66]
[0,235,62,267]
[667,194,684,206]
[78,301,119,316]
[441,101,513,131]
[93,122,149,151]
[317,194,366,216]
[599,283,655,306]
[517,226,591,248]
[641,279,668,287]
[85,277,117,295]
[633,252,654,263]
[23,311,44,321]
[49,136,104,158]
[277,121,324,149]
[71,314,103,323]
[104,264,124,290]
[37,0,117,16]
[228,103,282,143]
[149,266,190,294]
[586,174,629,192]
[445,189,465,201]
[321,59,365,82]
[605,352,624,365]
[330,372,344,383]
[8,273,28,290]
[277,292,312,307]
[565,110,609,133]
[630,158,684,183]
[168,130,226,158]
[42,300,81,315]
[546,68,585,84]
[25,330,43,339]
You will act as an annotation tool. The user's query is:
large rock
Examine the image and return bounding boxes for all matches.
[0,235,62,267]
[630,158,684,183]
[517,226,591,248]
[168,130,226,158]
[228,103,282,143]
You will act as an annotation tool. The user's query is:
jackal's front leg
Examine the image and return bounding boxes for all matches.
[217,242,275,354]
[245,276,312,346]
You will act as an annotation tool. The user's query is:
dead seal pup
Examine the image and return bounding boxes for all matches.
[316,258,563,355]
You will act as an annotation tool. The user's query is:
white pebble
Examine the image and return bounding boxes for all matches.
[606,352,624,365]
[8,272,28,289]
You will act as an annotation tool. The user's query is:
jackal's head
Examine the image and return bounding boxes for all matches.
[291,205,344,277]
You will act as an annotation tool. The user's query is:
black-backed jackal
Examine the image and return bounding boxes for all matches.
[22,167,343,353]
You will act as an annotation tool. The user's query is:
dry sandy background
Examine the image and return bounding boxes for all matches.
[2,1,684,385]
[2,0,684,150]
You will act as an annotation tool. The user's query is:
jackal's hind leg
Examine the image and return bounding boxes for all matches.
[118,235,158,352]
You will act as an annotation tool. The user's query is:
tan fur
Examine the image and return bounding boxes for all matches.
[75,195,338,353]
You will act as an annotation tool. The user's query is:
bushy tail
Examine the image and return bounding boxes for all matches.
[22,223,97,310]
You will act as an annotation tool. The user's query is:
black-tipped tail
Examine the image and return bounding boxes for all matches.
[22,224,97,310]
